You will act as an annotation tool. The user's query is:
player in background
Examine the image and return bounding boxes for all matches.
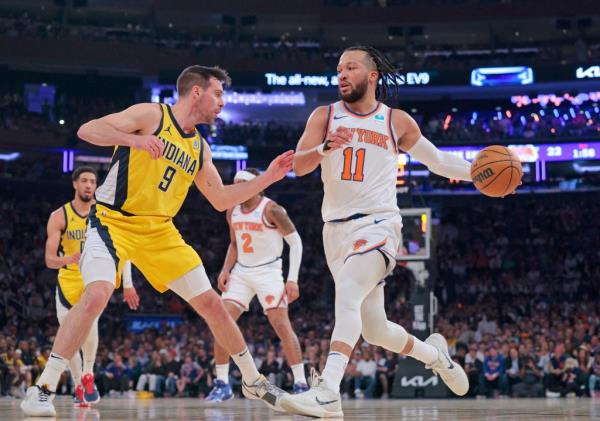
[45,167,137,406]
[206,168,307,402]
[281,46,472,417]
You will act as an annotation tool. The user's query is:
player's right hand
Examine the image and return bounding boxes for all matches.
[64,252,81,265]
[264,150,294,182]
[130,135,165,160]
[217,270,230,292]
[325,126,352,151]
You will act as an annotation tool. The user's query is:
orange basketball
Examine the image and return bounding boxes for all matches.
[471,145,522,197]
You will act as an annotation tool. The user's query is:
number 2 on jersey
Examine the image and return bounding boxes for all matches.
[241,233,254,253]
[341,147,365,182]
[158,166,176,192]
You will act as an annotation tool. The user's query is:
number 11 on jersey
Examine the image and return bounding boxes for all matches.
[341,147,365,182]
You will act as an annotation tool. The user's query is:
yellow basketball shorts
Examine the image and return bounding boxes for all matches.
[81,204,202,293]
[56,269,84,308]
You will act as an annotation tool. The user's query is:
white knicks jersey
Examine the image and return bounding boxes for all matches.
[231,196,283,267]
[321,101,400,221]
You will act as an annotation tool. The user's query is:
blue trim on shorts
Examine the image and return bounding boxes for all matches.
[88,205,120,269]
[235,256,281,269]
[56,285,72,309]
[112,146,130,209]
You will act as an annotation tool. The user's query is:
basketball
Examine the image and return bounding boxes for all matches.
[471,145,522,197]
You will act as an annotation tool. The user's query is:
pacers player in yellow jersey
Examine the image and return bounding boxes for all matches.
[22,65,294,417]
[44,166,136,407]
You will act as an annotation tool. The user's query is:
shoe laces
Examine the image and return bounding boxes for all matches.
[309,368,327,390]
[36,385,53,402]
[254,377,284,398]
[426,356,459,380]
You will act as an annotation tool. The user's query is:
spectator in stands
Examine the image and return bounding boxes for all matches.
[101,354,132,396]
[136,352,166,397]
[163,351,180,397]
[374,348,392,398]
[176,353,202,397]
[260,350,282,389]
[479,345,507,398]
[512,353,543,397]
[588,353,600,397]
[505,347,523,395]
[465,344,483,396]
[546,343,568,397]
[354,348,377,399]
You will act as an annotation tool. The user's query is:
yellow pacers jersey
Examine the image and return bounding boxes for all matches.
[57,201,88,307]
[95,103,204,217]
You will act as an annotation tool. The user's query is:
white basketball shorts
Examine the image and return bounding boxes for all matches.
[323,211,402,283]
[221,259,287,313]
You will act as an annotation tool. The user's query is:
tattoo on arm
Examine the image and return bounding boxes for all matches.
[268,204,296,235]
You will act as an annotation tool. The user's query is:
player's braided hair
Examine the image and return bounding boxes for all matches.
[343,45,401,101]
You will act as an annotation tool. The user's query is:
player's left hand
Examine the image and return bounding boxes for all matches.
[285,281,299,304]
[123,287,140,310]
[264,150,294,182]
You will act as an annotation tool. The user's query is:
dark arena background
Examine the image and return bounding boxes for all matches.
[1,0,600,420]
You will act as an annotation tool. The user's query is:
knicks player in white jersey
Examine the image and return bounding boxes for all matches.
[281,46,472,417]
[206,168,308,402]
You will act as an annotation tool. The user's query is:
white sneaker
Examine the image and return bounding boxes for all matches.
[280,369,344,418]
[425,333,469,396]
[242,374,287,412]
[20,385,56,417]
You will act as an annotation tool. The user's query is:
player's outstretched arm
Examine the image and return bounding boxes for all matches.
[194,141,294,212]
[293,106,352,176]
[77,103,165,159]
[395,110,472,182]
[45,209,78,269]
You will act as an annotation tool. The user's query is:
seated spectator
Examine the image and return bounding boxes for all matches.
[136,353,167,397]
[374,348,393,399]
[479,345,507,398]
[558,358,584,397]
[546,343,568,397]
[512,354,543,397]
[260,350,282,389]
[505,348,523,395]
[588,353,600,397]
[176,354,202,397]
[163,351,180,397]
[101,354,132,395]
[354,348,376,399]
[464,344,483,397]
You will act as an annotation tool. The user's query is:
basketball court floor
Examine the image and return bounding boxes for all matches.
[3,396,599,420]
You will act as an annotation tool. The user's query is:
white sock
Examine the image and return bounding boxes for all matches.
[321,352,349,392]
[231,348,260,385]
[37,352,68,392]
[216,363,229,384]
[407,336,439,365]
[291,363,307,385]
[68,351,83,386]
[81,320,99,375]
